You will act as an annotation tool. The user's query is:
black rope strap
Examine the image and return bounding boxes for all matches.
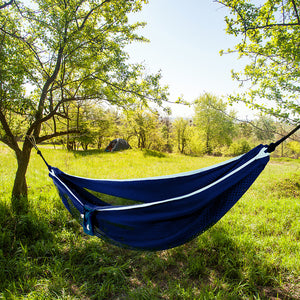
[26,136,51,171]
[267,124,300,153]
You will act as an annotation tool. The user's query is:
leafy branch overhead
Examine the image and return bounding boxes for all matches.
[216,0,300,124]
[0,0,13,10]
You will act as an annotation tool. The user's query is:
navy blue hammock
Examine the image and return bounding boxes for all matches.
[29,125,299,251]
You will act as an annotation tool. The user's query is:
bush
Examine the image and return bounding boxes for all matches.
[286,141,300,158]
[226,140,251,156]
[186,131,206,156]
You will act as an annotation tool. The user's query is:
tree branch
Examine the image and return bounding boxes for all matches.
[246,22,300,31]
[27,96,73,136]
[215,0,300,35]
[291,0,300,24]
[0,0,13,10]
[78,0,112,30]
[0,27,49,78]
[29,0,111,138]
[206,94,299,141]
[0,108,21,153]
[92,75,165,103]
[32,42,66,138]
[36,129,80,144]
[27,91,104,136]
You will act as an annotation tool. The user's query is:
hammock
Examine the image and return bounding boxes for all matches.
[30,124,299,251]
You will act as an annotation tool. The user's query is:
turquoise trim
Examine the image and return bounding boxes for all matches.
[83,207,95,236]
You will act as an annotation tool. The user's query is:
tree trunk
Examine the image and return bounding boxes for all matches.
[11,143,32,214]
[97,137,102,149]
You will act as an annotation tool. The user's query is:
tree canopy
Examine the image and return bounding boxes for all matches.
[0,0,168,210]
[217,0,300,124]
[194,93,236,154]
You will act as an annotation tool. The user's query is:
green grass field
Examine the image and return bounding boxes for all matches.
[0,143,299,299]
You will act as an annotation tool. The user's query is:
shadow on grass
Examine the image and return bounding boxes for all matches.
[1,200,298,299]
[143,149,166,158]
[0,201,53,254]
[71,149,105,157]
[163,227,298,299]
[0,200,57,298]
[71,149,133,158]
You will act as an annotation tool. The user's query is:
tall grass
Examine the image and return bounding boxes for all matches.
[0,143,299,299]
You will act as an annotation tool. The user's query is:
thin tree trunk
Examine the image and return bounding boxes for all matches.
[11,142,32,214]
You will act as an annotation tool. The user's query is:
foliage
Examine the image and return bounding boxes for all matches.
[226,139,251,156]
[0,0,169,206]
[238,121,253,139]
[286,140,300,158]
[38,102,299,159]
[185,126,207,156]
[125,109,164,150]
[173,118,191,154]
[217,0,300,123]
[0,144,299,299]
[160,116,173,152]
[0,5,30,140]
[194,93,236,154]
[253,115,276,142]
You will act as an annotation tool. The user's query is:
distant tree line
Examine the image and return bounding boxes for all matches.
[38,94,300,158]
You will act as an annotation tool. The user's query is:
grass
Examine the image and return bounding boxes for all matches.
[0,143,299,299]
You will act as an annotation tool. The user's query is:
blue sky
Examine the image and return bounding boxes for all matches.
[126,0,251,118]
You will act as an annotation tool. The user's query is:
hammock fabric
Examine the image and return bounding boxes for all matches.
[48,144,270,251]
[30,124,299,251]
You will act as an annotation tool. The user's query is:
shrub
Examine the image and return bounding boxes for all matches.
[286,141,300,158]
[226,140,251,156]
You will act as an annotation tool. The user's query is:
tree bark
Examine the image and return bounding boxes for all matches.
[11,141,32,214]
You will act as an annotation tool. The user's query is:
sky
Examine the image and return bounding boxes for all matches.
[126,0,252,118]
